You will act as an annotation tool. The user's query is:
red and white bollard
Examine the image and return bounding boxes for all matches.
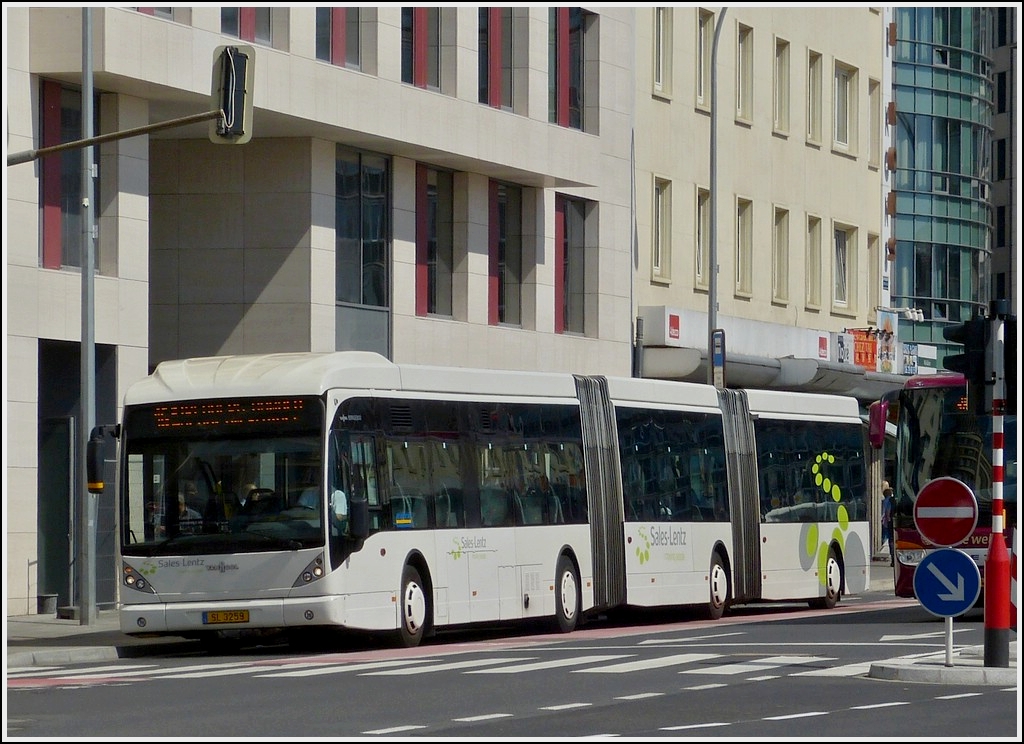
[1012,526,1018,630]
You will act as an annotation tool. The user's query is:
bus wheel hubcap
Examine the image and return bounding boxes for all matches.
[404,582,426,632]
[560,572,578,619]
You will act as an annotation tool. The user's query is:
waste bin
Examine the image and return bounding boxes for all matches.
[37,593,58,616]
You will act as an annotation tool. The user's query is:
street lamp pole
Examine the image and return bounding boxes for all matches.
[708,7,728,385]
[77,7,98,625]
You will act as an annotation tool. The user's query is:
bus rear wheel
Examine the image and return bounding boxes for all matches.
[396,564,428,647]
[706,553,730,620]
[554,554,580,633]
[809,547,842,609]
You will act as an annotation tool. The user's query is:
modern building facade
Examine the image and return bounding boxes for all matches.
[9,6,1001,617]
[887,6,1000,364]
[990,6,1017,317]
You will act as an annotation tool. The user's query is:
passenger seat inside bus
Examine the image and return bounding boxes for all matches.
[481,487,509,526]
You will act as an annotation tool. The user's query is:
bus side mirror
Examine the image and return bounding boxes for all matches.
[349,494,369,541]
[868,399,888,450]
[87,424,120,493]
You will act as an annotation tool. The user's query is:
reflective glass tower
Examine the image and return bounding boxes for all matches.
[890,7,994,364]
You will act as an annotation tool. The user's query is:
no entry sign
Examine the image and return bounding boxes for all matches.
[913,477,979,547]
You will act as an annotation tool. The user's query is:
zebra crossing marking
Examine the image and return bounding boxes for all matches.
[574,652,718,674]
[8,649,879,689]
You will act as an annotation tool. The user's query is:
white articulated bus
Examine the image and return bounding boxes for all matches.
[88,351,870,647]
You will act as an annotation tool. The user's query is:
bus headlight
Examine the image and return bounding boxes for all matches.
[895,548,927,566]
[122,561,157,594]
[292,552,326,587]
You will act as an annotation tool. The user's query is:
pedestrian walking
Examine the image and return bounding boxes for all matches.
[881,481,895,566]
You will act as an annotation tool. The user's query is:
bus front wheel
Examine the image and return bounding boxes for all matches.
[397,564,428,647]
[554,554,580,633]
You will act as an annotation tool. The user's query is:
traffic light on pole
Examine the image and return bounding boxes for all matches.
[1001,315,1016,414]
[942,316,990,414]
[209,45,255,145]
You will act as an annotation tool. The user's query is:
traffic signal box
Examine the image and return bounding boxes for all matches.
[943,317,989,413]
[943,313,1017,416]
[1001,315,1016,415]
[209,45,255,145]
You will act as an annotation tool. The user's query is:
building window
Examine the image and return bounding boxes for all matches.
[39,80,99,271]
[868,233,880,318]
[736,23,753,121]
[402,7,440,89]
[868,78,881,166]
[652,7,672,97]
[316,7,360,68]
[137,7,174,20]
[336,147,390,308]
[221,7,272,45]
[653,178,672,281]
[772,207,789,303]
[833,224,855,307]
[416,165,454,317]
[696,8,713,108]
[806,50,822,143]
[490,182,523,326]
[834,62,857,150]
[806,215,821,309]
[994,138,1006,181]
[735,198,752,295]
[995,7,1009,47]
[555,195,587,334]
[996,71,1007,114]
[773,37,790,134]
[548,7,589,130]
[695,187,710,289]
[478,8,514,109]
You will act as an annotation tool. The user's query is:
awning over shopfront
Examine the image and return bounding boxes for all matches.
[639,347,908,405]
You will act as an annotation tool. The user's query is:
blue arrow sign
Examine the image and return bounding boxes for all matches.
[913,548,981,618]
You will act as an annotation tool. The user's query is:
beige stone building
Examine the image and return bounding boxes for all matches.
[632,7,890,394]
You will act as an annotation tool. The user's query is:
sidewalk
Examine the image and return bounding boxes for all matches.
[5,561,1017,685]
[6,609,197,668]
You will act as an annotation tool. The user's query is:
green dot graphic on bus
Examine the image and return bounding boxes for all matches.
[635,527,651,565]
[448,538,463,561]
[806,451,849,587]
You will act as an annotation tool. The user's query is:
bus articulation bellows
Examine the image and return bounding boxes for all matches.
[88,351,871,647]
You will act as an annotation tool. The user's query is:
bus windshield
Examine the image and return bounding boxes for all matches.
[892,383,1017,531]
[120,397,325,555]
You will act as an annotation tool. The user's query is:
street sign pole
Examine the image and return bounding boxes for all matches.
[943,616,953,667]
[914,548,982,667]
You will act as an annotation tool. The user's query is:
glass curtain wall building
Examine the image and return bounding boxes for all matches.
[890,7,994,364]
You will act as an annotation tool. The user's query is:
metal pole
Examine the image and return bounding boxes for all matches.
[633,316,644,378]
[984,315,1009,666]
[77,7,98,625]
[707,8,728,385]
[944,616,953,667]
[7,110,224,167]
